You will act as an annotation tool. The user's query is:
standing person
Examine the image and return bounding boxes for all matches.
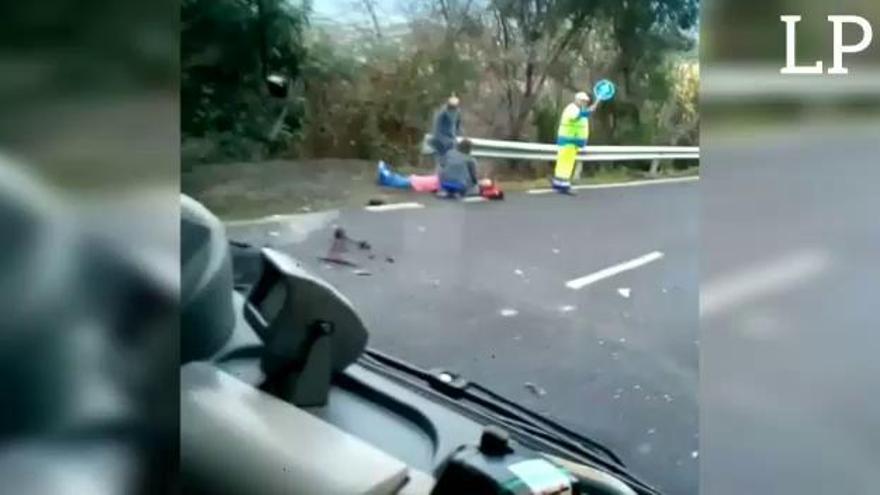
[438,139,479,199]
[552,91,601,195]
[428,94,462,168]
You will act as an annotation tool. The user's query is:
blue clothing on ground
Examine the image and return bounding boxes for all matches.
[377,161,411,189]
[440,181,468,196]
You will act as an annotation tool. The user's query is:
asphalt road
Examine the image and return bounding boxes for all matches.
[227,180,699,494]
[701,122,880,494]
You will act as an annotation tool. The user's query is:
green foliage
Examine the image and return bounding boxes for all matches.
[182,0,700,166]
[181,0,308,164]
[533,97,562,144]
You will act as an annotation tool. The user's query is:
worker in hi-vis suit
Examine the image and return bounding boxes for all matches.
[552,91,601,194]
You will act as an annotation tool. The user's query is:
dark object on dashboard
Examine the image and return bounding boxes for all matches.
[432,426,579,494]
[479,425,513,457]
[244,248,368,407]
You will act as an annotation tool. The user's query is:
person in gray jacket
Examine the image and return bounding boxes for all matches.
[428,94,462,163]
[438,139,479,198]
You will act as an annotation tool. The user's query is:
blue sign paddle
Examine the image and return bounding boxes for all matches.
[593,79,616,102]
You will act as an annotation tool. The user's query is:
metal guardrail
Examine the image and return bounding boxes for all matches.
[425,135,700,162]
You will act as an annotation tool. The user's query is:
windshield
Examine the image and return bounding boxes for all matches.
[181,1,699,493]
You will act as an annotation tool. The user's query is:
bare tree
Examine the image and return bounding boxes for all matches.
[358,0,384,40]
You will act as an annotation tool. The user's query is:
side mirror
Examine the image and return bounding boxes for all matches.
[266,73,289,99]
[244,248,368,406]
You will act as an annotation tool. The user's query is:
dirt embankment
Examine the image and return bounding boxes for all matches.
[182,158,413,219]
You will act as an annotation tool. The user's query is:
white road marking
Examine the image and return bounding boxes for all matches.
[364,202,425,212]
[566,251,664,290]
[462,196,487,203]
[528,176,698,195]
[701,249,830,319]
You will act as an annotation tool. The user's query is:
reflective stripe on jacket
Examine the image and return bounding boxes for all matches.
[556,103,590,147]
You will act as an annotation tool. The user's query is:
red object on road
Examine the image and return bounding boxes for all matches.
[479,179,505,200]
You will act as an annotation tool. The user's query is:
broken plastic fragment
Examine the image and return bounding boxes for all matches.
[523,382,547,397]
[617,288,631,298]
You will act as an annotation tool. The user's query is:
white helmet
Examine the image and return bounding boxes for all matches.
[575,91,590,102]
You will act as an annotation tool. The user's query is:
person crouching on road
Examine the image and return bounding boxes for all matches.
[553,91,601,194]
[428,94,462,170]
[438,138,478,199]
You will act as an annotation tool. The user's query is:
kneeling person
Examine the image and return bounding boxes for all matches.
[438,139,479,199]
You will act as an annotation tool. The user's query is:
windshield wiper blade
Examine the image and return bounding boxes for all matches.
[360,349,661,495]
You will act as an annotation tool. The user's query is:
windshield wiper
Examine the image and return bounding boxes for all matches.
[360,349,661,495]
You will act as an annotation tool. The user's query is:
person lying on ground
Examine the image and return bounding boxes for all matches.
[378,161,439,192]
[377,149,503,200]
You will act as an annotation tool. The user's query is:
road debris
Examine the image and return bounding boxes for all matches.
[385,256,395,263]
[617,287,631,298]
[514,268,524,276]
[559,304,576,313]
[319,257,359,267]
[268,231,280,237]
[523,382,546,397]
[353,269,372,276]
[367,198,386,206]
[321,226,380,268]
[499,308,519,317]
